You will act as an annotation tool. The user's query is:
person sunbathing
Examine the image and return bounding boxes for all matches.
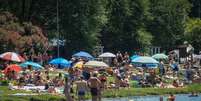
[48,86,56,94]
[172,80,179,88]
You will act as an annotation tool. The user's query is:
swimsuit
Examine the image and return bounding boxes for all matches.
[90,88,98,96]
[78,89,85,96]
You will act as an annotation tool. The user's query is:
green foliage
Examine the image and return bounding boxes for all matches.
[102,0,152,53]
[0,0,200,56]
[184,18,201,52]
[189,0,201,18]
[60,0,108,55]
[148,0,191,50]
[0,80,9,86]
[137,28,153,52]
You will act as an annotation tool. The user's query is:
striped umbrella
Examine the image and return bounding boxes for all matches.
[0,52,25,62]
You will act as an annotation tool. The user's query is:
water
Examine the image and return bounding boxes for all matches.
[88,94,201,101]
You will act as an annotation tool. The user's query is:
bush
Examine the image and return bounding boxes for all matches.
[1,80,9,86]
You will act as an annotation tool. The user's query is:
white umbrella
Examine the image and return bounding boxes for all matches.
[84,61,109,67]
[193,54,201,59]
[152,53,168,60]
[99,52,116,58]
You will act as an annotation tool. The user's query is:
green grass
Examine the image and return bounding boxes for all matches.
[1,84,201,101]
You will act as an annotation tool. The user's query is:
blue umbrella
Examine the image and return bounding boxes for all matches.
[132,56,159,68]
[20,61,43,70]
[72,51,94,59]
[130,55,140,60]
[132,56,159,64]
[49,58,71,68]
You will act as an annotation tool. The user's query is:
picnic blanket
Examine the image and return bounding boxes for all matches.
[9,85,45,91]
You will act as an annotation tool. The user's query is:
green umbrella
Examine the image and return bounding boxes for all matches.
[152,53,168,60]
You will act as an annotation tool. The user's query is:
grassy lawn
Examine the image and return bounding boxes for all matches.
[1,84,201,101]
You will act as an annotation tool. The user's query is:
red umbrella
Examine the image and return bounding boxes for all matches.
[4,64,22,74]
[0,52,25,62]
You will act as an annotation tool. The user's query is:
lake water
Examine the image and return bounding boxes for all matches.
[88,94,201,101]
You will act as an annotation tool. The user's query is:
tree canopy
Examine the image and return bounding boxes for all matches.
[0,0,200,56]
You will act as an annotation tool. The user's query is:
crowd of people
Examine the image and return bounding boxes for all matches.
[0,51,201,101]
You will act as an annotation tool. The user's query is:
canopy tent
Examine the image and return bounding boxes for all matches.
[49,58,71,68]
[0,52,25,62]
[152,53,168,60]
[84,61,108,68]
[72,51,94,60]
[20,61,43,70]
[99,52,116,58]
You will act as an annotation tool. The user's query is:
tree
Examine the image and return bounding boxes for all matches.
[0,12,48,54]
[189,0,201,18]
[59,0,108,56]
[147,0,191,50]
[184,18,201,53]
[101,0,152,53]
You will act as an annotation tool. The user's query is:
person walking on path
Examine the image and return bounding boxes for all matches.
[88,73,101,101]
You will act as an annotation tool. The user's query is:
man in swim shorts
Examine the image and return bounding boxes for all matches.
[75,76,88,101]
[88,73,101,101]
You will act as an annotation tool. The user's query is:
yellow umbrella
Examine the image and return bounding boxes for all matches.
[73,61,84,69]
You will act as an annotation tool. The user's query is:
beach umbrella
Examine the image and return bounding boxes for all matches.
[99,52,116,58]
[72,51,94,59]
[4,64,21,74]
[73,61,84,69]
[49,58,71,68]
[0,52,25,62]
[84,61,108,68]
[130,55,140,60]
[132,56,159,64]
[152,53,168,60]
[193,54,201,59]
[20,61,43,70]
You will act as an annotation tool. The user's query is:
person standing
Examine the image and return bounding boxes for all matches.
[88,73,101,101]
[75,76,88,101]
[185,65,193,83]
[159,60,165,76]
[160,96,163,101]
[64,74,73,101]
